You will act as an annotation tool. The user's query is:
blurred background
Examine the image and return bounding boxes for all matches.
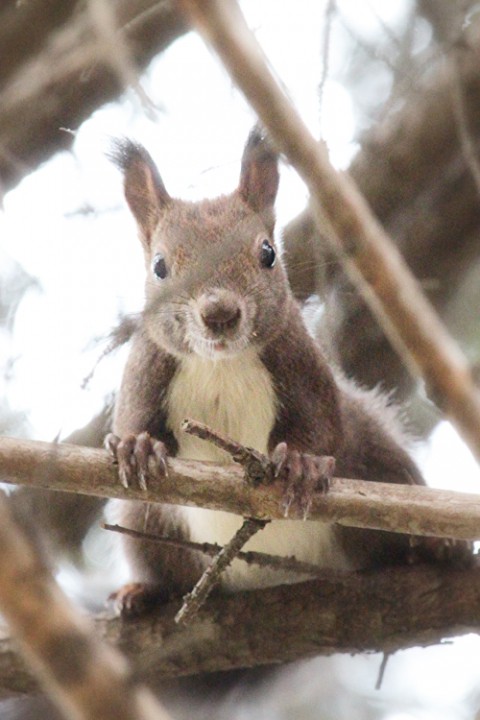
[1,1,480,718]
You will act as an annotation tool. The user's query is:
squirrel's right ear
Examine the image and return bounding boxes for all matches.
[239,125,279,213]
[109,139,171,243]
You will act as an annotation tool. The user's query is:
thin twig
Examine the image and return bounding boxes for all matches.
[176,0,480,464]
[102,522,341,578]
[318,0,335,122]
[375,652,391,690]
[175,518,268,626]
[182,418,272,485]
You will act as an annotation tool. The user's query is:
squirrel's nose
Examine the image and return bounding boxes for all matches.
[198,292,242,335]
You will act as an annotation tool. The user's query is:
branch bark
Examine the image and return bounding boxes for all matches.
[0,0,187,194]
[1,562,480,697]
[1,435,480,540]
[176,0,480,464]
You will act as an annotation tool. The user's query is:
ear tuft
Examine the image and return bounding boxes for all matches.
[238,125,279,213]
[108,138,171,244]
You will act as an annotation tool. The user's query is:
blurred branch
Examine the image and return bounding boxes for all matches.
[0,0,187,194]
[8,404,113,560]
[2,562,480,696]
[1,435,480,540]
[0,492,171,719]
[283,17,480,401]
[176,0,480,463]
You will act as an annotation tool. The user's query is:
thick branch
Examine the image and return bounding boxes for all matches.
[1,435,480,540]
[176,0,480,463]
[0,492,171,719]
[0,0,187,194]
[1,562,480,697]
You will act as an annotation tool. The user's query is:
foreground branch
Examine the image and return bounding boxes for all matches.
[1,562,480,697]
[0,0,187,193]
[177,0,480,464]
[1,435,480,540]
[0,492,171,719]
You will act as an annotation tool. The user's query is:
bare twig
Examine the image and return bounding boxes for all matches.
[0,491,171,720]
[375,652,391,691]
[2,435,480,539]
[103,522,332,577]
[176,0,480,463]
[182,417,272,484]
[318,0,335,121]
[175,517,267,626]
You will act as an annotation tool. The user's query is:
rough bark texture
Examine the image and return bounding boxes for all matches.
[0,0,187,195]
[1,562,480,697]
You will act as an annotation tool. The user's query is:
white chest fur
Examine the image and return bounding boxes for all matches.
[166,348,276,462]
[165,349,349,589]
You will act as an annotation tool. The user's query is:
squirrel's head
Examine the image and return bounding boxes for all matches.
[112,126,291,359]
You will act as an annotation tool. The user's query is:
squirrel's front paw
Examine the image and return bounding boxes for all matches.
[271,442,335,519]
[109,582,168,619]
[105,432,168,491]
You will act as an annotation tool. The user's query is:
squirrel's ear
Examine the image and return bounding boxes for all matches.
[238,126,279,212]
[109,139,171,243]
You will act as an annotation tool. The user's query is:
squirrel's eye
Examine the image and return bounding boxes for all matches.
[259,239,276,268]
[152,253,168,279]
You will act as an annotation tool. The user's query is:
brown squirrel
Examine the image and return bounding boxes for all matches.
[107,127,471,616]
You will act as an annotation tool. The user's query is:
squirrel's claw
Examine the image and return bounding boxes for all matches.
[105,431,168,491]
[271,442,335,519]
[108,582,168,618]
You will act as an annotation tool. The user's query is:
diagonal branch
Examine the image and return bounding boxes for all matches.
[1,435,480,540]
[0,491,172,719]
[176,0,480,464]
[175,517,267,625]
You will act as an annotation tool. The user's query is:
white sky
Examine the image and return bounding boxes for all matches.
[1,2,480,717]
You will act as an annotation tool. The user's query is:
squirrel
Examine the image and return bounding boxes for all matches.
[107,127,472,617]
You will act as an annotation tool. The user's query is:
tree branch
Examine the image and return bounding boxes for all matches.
[0,491,171,719]
[1,435,480,540]
[1,562,480,697]
[0,0,187,194]
[176,0,480,464]
[285,20,480,401]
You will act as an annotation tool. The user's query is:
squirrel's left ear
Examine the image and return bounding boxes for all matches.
[109,139,171,246]
[238,125,279,212]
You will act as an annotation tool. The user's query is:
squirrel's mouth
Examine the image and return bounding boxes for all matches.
[188,332,250,359]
